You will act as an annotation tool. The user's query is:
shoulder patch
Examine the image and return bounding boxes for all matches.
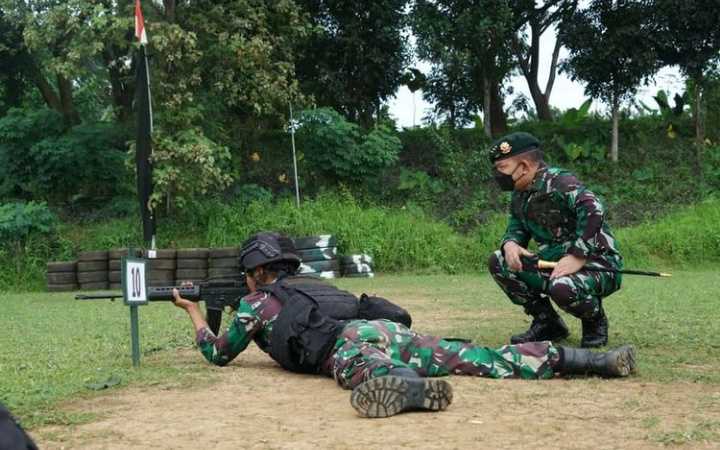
[547,168,583,193]
[242,291,267,302]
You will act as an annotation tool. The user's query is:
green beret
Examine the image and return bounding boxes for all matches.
[488,132,541,162]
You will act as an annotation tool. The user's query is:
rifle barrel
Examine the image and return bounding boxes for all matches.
[75,294,122,300]
[535,259,671,277]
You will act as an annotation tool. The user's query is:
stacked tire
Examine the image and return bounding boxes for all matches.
[176,248,209,285]
[294,235,340,279]
[144,249,176,286]
[46,261,78,292]
[208,247,241,282]
[78,250,109,290]
[341,254,375,278]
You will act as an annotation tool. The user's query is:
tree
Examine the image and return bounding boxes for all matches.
[652,0,720,144]
[510,0,578,121]
[294,0,410,127]
[560,0,657,162]
[413,0,514,136]
[0,11,34,115]
[295,107,401,183]
[422,52,481,128]
[1,0,137,125]
[179,0,309,125]
[0,0,311,210]
[141,0,310,210]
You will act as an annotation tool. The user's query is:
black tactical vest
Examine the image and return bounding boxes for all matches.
[262,278,344,374]
[261,276,413,373]
[282,275,361,320]
[281,275,412,326]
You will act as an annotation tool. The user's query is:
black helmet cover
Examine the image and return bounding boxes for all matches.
[239,232,301,271]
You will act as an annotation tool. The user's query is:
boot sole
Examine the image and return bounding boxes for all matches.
[611,345,637,377]
[350,375,453,418]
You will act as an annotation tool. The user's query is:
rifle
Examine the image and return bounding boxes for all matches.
[76,280,250,334]
[520,255,672,277]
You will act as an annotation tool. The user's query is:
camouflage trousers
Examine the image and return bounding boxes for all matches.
[488,250,622,319]
[327,319,560,389]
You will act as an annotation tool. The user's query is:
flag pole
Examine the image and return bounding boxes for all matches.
[289,102,301,208]
[144,42,155,251]
[135,0,156,250]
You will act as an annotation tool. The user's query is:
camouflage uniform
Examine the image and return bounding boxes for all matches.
[326,320,559,389]
[489,164,623,319]
[196,292,561,386]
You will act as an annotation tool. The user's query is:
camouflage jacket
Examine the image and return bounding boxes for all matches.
[195,290,282,366]
[501,164,623,268]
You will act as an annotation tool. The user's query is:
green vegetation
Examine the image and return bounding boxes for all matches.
[0,293,214,428]
[2,271,719,429]
[1,2,718,445]
[295,108,401,183]
[649,421,720,445]
[349,272,720,387]
[2,1,719,219]
[617,197,720,267]
[1,193,719,291]
[1,2,719,282]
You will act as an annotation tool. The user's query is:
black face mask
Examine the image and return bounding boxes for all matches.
[493,165,520,191]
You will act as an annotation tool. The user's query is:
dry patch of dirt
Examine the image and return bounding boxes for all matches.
[36,346,720,450]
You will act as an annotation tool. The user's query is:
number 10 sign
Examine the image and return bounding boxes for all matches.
[121,257,148,305]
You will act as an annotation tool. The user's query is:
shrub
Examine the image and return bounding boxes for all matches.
[0,108,129,203]
[206,192,491,273]
[617,198,720,267]
[296,108,400,183]
[3,192,718,292]
[0,201,57,246]
[144,127,234,210]
[397,127,445,175]
[702,144,720,193]
[0,201,60,290]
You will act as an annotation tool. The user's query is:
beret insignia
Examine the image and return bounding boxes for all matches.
[499,142,512,154]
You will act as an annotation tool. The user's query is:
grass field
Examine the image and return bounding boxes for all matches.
[1,270,719,434]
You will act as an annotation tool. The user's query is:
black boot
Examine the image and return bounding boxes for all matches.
[557,345,636,377]
[581,304,609,348]
[350,368,453,418]
[511,298,569,344]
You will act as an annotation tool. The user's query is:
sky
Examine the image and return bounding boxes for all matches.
[388,30,686,128]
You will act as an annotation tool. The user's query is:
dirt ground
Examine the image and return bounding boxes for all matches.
[34,292,720,450]
[35,344,720,450]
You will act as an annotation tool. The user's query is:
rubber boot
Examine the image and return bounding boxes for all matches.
[350,368,453,418]
[511,297,569,344]
[557,345,636,377]
[581,304,609,348]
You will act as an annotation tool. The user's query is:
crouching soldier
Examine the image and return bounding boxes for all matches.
[488,132,623,348]
[173,232,636,418]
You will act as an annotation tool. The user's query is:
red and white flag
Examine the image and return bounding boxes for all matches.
[135,0,148,45]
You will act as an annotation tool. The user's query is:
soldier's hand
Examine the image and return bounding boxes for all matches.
[172,288,198,311]
[503,241,534,272]
[550,254,587,279]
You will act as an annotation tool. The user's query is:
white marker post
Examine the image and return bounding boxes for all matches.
[121,252,148,367]
[289,102,301,208]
